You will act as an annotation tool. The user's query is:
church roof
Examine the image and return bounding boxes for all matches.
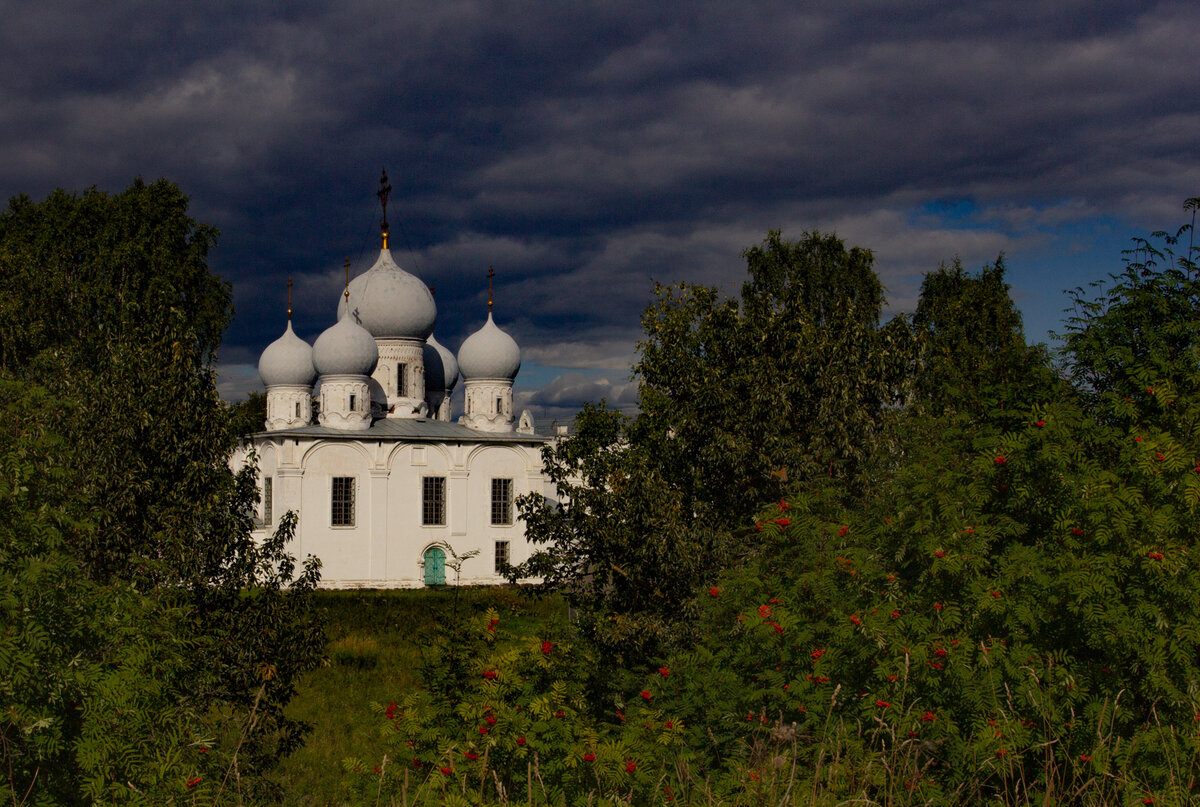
[255,418,548,443]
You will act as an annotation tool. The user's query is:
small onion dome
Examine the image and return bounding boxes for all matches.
[423,334,459,392]
[458,313,521,380]
[313,306,379,376]
[258,321,316,387]
[336,249,436,339]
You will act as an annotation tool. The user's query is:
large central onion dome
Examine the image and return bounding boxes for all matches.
[313,305,379,376]
[423,334,459,392]
[336,249,436,339]
[458,313,521,380]
[258,321,316,387]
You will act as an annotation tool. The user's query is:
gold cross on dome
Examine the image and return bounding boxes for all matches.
[377,169,392,248]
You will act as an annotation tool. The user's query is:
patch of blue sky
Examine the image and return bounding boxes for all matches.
[909,200,1151,347]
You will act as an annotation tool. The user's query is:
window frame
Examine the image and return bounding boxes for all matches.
[422,476,446,526]
[494,540,510,574]
[331,476,356,527]
[263,476,273,526]
[490,478,513,526]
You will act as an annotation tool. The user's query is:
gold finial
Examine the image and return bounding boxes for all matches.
[377,168,392,249]
[487,266,495,312]
[287,276,293,320]
[344,257,350,301]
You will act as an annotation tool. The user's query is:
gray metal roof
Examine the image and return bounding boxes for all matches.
[255,418,549,444]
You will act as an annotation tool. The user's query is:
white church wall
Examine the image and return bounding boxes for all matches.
[298,440,374,586]
[239,433,550,590]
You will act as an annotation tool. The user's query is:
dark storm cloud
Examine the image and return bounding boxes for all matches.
[3,1,1198,403]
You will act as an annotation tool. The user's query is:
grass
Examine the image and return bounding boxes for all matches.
[276,587,564,806]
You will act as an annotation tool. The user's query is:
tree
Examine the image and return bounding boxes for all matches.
[0,181,322,803]
[910,256,1058,420]
[654,207,1200,803]
[517,231,909,669]
[635,230,909,527]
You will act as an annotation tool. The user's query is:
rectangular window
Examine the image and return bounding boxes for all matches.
[263,477,273,526]
[494,540,510,574]
[491,478,513,525]
[331,476,355,527]
[397,363,407,396]
[349,393,357,411]
[422,476,446,526]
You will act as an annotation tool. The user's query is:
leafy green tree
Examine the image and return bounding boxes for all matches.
[517,404,723,671]
[636,230,909,525]
[911,257,1058,419]
[517,231,909,668]
[0,181,322,804]
[229,391,268,439]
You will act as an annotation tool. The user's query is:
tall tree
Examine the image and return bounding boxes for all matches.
[635,230,908,527]
[0,181,322,803]
[910,257,1059,422]
[518,231,909,668]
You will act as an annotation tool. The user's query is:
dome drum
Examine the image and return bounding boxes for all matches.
[317,375,373,431]
[265,384,313,431]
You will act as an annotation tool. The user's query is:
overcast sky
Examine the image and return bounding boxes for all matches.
[3,1,1197,417]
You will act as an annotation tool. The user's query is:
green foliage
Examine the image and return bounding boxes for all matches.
[911,257,1058,419]
[517,230,909,667]
[0,181,322,804]
[516,403,719,668]
[228,391,268,439]
[406,205,1200,805]
[636,230,908,519]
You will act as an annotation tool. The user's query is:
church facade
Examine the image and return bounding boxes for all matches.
[233,193,553,588]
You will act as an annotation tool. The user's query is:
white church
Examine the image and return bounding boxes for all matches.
[234,179,555,588]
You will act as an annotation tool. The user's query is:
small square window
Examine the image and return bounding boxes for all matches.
[423,476,446,526]
[332,476,355,527]
[491,478,513,525]
[494,540,510,574]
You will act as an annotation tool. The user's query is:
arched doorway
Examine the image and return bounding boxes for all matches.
[423,546,446,586]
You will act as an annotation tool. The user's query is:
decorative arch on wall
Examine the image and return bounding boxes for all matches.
[385,441,454,472]
[252,439,280,471]
[463,442,537,474]
[299,439,373,470]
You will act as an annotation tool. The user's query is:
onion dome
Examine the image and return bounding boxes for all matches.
[258,321,316,387]
[313,306,379,376]
[423,334,460,392]
[336,249,437,339]
[458,313,521,380]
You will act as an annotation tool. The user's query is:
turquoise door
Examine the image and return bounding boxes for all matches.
[423,547,446,586]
